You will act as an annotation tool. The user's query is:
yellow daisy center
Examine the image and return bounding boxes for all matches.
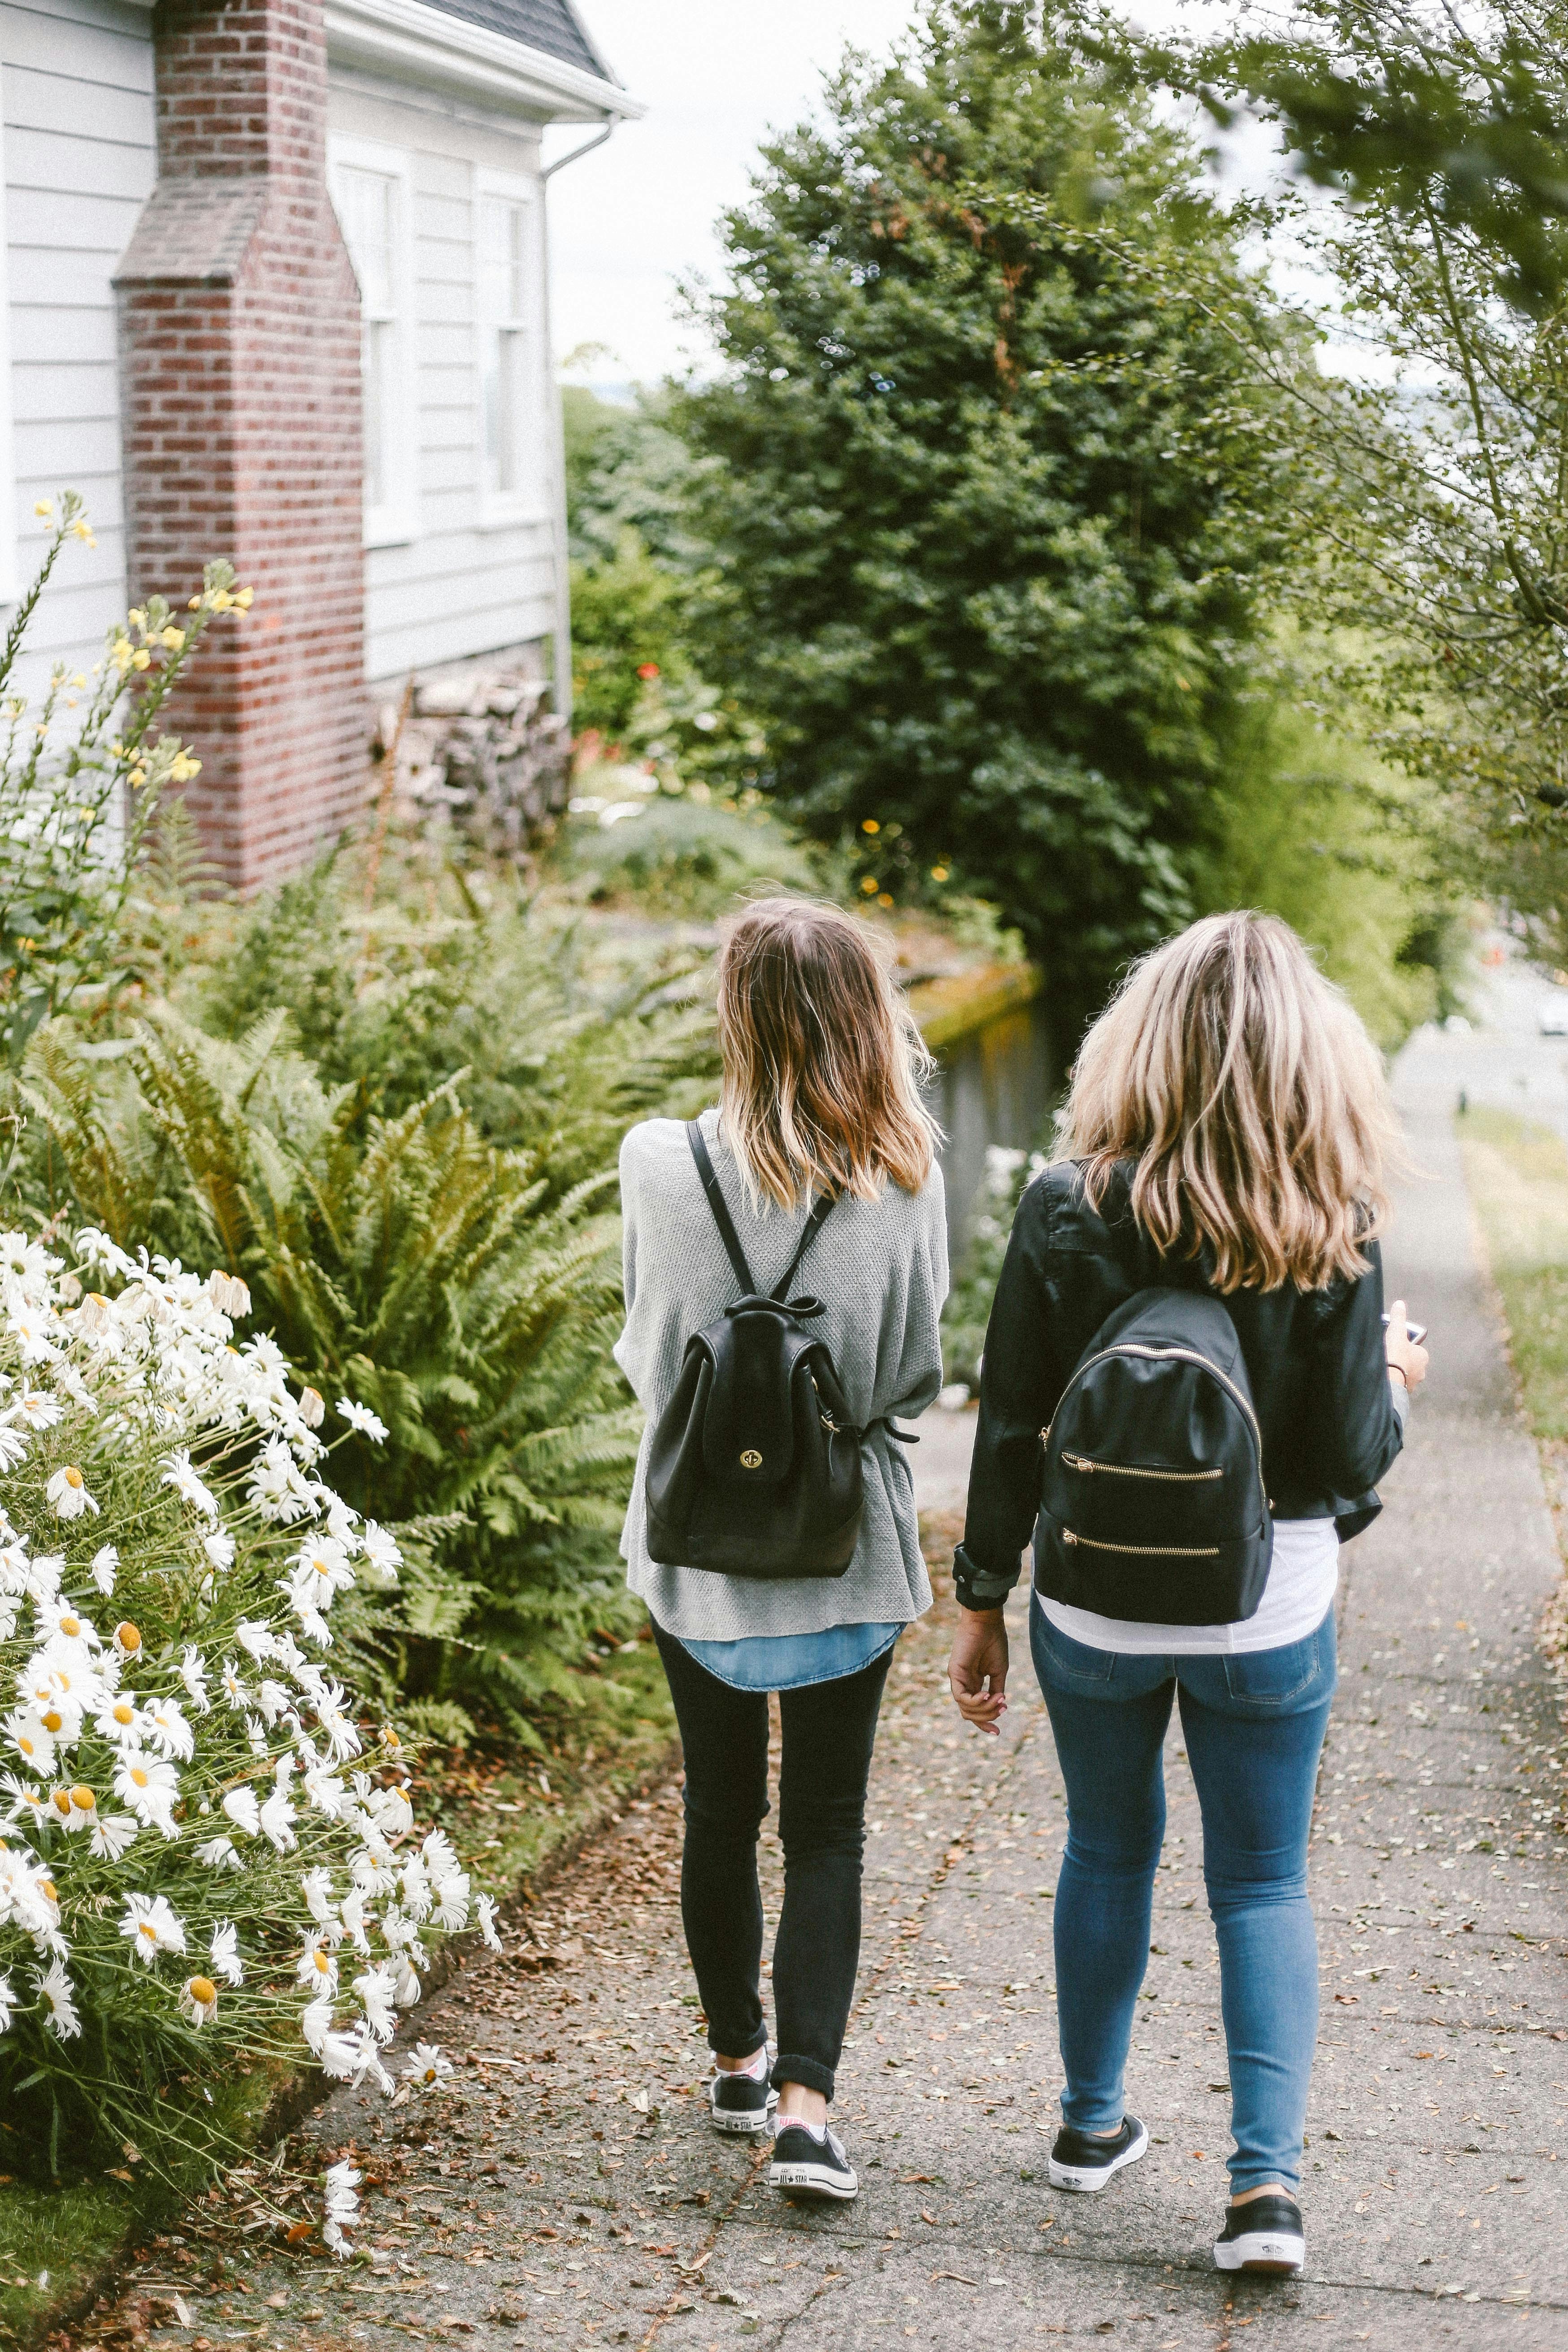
[313,1949,330,1973]
[116,1622,142,1653]
[39,1878,57,1903]
[69,1786,94,1812]
[17,1735,34,1756]
[59,1617,79,1638]
[187,1976,217,2006]
[49,1789,71,1816]
[40,1710,62,1734]
[139,1921,157,1942]
[63,1467,83,1489]
[129,1766,149,1790]
[113,1703,135,1726]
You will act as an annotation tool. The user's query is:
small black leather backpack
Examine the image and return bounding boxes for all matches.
[644,1123,865,1578]
[1034,1288,1273,1624]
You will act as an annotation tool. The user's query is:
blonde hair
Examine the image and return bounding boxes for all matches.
[1060,911,1395,1293]
[716,898,938,1210]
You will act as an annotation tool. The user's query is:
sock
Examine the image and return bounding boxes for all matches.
[716,2045,769,2080]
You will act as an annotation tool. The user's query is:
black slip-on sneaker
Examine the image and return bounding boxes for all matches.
[1213,2192,1305,2275]
[1046,2114,1149,2193]
[769,2121,859,2203]
[708,2057,778,2136]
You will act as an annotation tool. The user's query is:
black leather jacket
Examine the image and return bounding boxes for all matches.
[952,1160,1406,1613]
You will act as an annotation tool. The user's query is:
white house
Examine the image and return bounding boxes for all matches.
[4,0,638,884]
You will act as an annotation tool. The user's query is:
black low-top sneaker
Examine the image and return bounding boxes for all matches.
[708,2053,777,2135]
[769,2121,859,2202]
[1213,2192,1306,2276]
[1046,2114,1150,2192]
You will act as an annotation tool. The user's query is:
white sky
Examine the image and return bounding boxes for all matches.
[545,1,919,385]
[543,1,1295,389]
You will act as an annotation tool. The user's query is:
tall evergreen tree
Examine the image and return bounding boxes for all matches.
[677,0,1302,1015]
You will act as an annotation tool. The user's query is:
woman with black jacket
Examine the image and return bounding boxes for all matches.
[946,912,1428,2278]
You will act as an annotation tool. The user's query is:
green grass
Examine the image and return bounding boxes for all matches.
[1456,1104,1568,1442]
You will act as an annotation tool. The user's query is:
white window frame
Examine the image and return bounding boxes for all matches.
[327,134,417,551]
[473,166,548,529]
[0,88,17,609]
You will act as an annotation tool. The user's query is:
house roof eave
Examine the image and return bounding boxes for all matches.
[325,0,645,125]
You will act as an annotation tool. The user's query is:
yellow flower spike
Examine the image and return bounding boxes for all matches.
[111,641,133,675]
[127,610,146,633]
[71,521,95,545]
[131,649,151,671]
[233,586,254,610]
[210,589,235,612]
[188,595,202,612]
[128,767,147,789]
[70,673,86,690]
[33,499,52,521]
[161,627,185,651]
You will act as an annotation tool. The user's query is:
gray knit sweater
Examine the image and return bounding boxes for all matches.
[614,1107,949,1641]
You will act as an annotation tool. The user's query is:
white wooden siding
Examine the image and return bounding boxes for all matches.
[328,74,558,683]
[0,0,155,679]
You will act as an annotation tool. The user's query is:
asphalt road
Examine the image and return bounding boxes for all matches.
[71,1064,1568,2352]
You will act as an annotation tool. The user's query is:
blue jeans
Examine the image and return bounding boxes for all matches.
[1030,1603,1336,2195]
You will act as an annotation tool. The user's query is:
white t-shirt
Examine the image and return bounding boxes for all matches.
[1038,1514,1339,1657]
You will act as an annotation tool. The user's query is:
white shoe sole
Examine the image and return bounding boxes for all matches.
[1213,2230,1304,2276]
[769,2159,859,2202]
[1047,2121,1149,2193]
[709,2089,778,2137]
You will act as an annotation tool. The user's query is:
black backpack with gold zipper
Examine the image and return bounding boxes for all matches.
[644,1123,867,1579]
[1035,1288,1273,1624]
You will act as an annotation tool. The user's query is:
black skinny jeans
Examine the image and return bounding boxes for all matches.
[652,1621,893,2101]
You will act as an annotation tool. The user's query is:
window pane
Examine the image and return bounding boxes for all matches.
[339,167,397,318]
[364,317,392,511]
[481,197,527,327]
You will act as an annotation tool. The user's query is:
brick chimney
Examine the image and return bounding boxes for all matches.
[114,0,367,890]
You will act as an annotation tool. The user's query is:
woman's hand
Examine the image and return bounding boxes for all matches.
[947,1608,1009,1736]
[1385,1298,1429,1395]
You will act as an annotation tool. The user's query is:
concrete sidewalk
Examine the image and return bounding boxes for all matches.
[74,1094,1568,2351]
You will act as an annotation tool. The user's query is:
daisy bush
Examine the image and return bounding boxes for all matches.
[0,1225,493,2204]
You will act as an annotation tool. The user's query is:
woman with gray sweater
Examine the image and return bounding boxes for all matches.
[615,898,947,2204]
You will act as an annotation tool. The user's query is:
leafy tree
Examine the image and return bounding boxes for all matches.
[673,0,1303,1018]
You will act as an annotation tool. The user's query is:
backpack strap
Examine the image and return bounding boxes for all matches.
[686,1119,837,1303]
[687,1120,757,1295]
[771,1190,836,1303]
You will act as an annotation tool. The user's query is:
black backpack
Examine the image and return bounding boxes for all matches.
[644,1123,865,1579]
[1034,1288,1273,1625]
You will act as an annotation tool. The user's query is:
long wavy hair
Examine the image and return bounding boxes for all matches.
[1059,911,1395,1293]
[716,898,938,1210]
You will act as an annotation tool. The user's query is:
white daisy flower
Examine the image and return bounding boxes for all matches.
[89,1545,118,1596]
[4,1710,55,1775]
[113,1753,180,1836]
[369,1784,413,1839]
[1,1771,48,1828]
[352,1961,398,2042]
[402,2040,453,2087]
[0,1974,15,2032]
[45,1466,98,1521]
[296,1933,338,1994]
[336,1398,389,1443]
[179,1973,219,2027]
[178,1646,211,1713]
[195,1835,241,1872]
[221,1786,261,1836]
[0,1426,29,1472]
[430,1873,469,1933]
[160,1449,218,1517]
[206,1271,251,1317]
[234,1619,273,1665]
[202,1527,235,1571]
[300,1992,334,2056]
[338,1884,371,1955]
[142,1697,194,1762]
[392,1953,422,2009]
[33,1956,80,2039]
[95,1693,145,1745]
[259,1782,297,1853]
[296,1385,326,1431]
[91,1813,139,1862]
[219,1659,253,1713]
[120,1890,187,1965]
[301,1866,336,1928]
[343,2021,394,2095]
[324,2158,364,2243]
[209,1921,243,1986]
[12,1386,61,1432]
[421,1827,462,1884]
[475,1894,503,1953]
